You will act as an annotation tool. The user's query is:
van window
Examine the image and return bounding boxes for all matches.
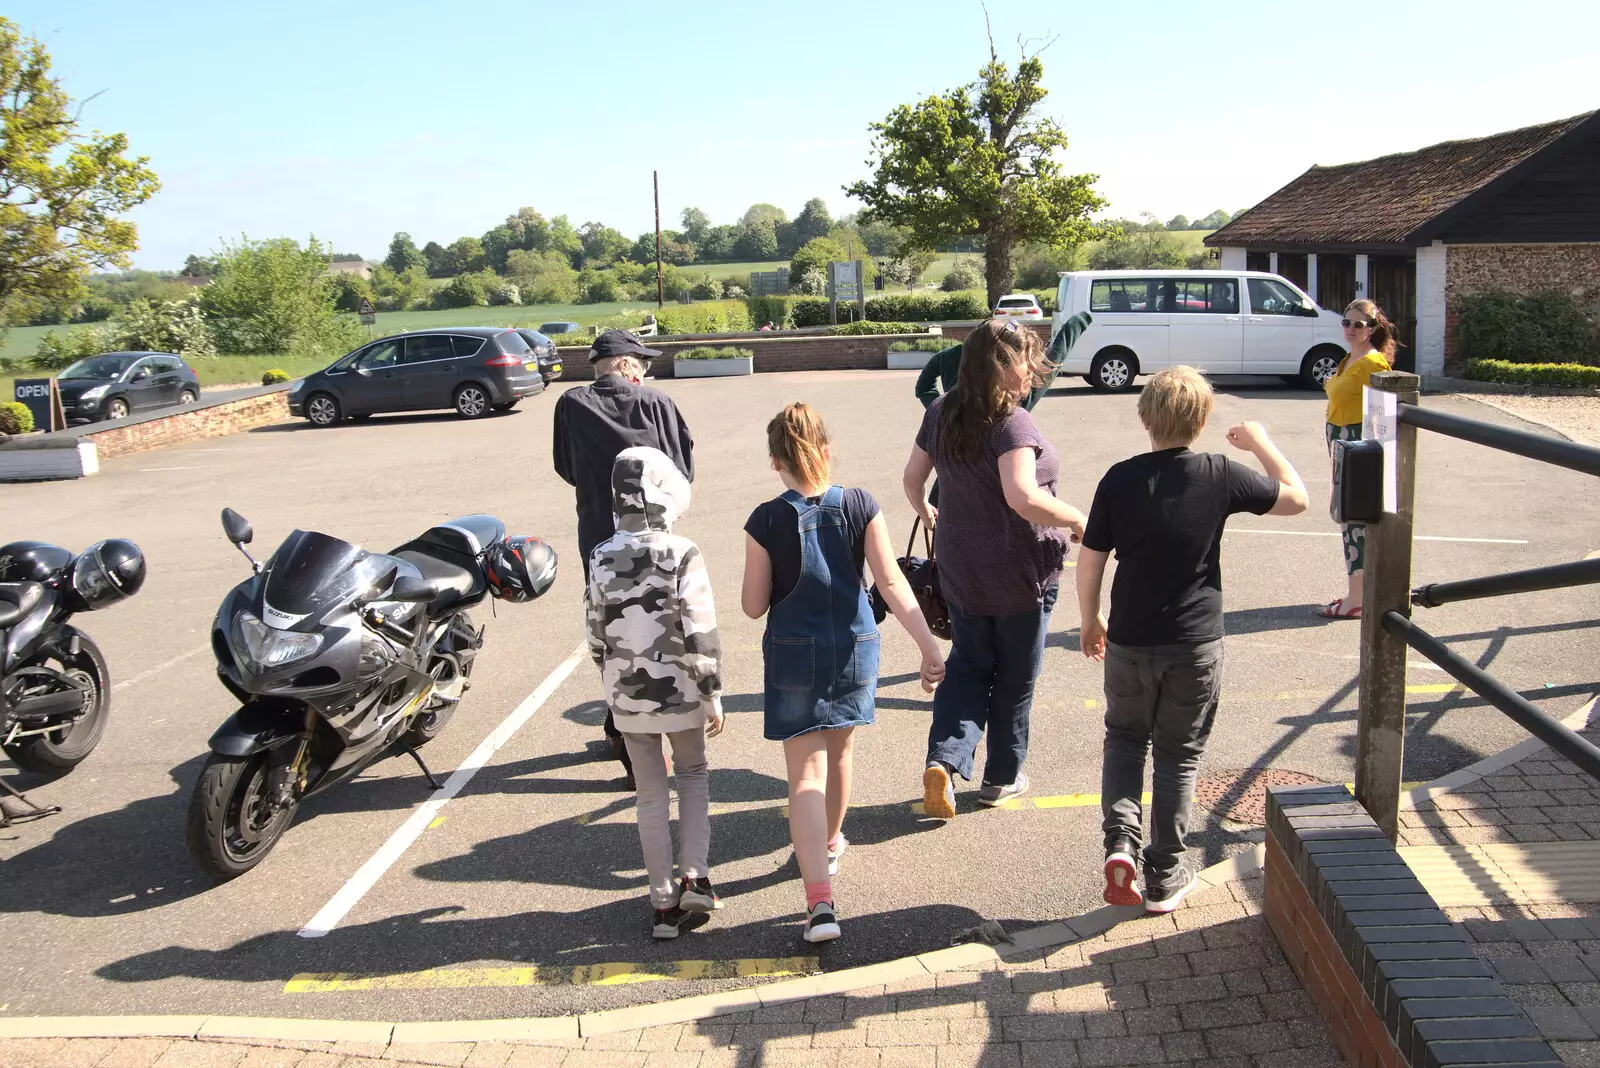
[1248,278,1307,316]
[1171,279,1239,314]
[404,335,456,364]
[1090,279,1164,313]
[452,335,488,359]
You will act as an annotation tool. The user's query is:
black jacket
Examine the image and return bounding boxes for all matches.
[553,374,695,573]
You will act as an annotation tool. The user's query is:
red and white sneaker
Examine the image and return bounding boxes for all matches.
[1103,845,1143,907]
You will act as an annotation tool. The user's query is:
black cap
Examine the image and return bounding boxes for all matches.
[588,329,663,363]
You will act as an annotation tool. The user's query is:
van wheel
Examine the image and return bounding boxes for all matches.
[1089,350,1137,392]
[1299,347,1343,390]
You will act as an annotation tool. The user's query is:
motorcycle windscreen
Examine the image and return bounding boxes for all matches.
[263,530,390,617]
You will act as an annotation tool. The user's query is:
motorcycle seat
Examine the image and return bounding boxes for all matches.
[0,581,44,628]
[393,550,480,616]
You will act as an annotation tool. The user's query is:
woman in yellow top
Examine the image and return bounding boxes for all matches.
[1320,298,1396,619]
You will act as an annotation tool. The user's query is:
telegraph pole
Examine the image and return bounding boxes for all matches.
[654,170,664,309]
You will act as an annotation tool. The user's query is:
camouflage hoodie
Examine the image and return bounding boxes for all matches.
[586,446,723,734]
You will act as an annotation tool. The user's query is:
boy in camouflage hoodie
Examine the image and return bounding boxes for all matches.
[587,446,726,939]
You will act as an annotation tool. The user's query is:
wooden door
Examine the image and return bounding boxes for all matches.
[1246,251,1270,273]
[1369,256,1417,372]
[1318,255,1356,313]
[1277,253,1308,291]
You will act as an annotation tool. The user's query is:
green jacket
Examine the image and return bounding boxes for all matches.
[914,312,1094,412]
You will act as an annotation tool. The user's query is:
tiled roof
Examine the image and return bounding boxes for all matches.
[1206,112,1595,248]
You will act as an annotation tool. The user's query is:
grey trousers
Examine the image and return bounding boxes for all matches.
[622,728,710,909]
[1100,639,1223,886]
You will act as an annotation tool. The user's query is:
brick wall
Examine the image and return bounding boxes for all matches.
[555,334,926,382]
[86,390,291,460]
[1444,242,1600,359]
[939,322,1052,344]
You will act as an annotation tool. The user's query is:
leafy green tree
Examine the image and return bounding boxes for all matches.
[370,264,429,310]
[480,225,514,272]
[506,249,578,304]
[444,236,485,275]
[181,254,215,278]
[884,247,938,290]
[1196,209,1232,230]
[436,272,488,309]
[1089,220,1184,270]
[679,207,712,247]
[941,259,983,292]
[421,241,449,277]
[742,204,787,229]
[504,207,550,253]
[792,198,834,246]
[734,220,778,260]
[1166,214,1190,231]
[0,18,161,324]
[846,36,1105,307]
[700,224,740,261]
[383,233,426,274]
[578,222,630,268]
[548,215,582,265]
[857,219,910,257]
[789,237,846,286]
[328,271,376,312]
[200,236,360,356]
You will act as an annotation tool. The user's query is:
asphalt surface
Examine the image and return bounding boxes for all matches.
[2,371,1596,1023]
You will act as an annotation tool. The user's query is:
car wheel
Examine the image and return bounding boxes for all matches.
[180,389,197,405]
[306,392,342,427]
[1300,347,1343,391]
[105,397,130,421]
[454,384,490,419]
[1089,350,1137,392]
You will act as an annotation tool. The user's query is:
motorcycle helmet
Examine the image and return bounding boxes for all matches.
[70,538,146,610]
[485,536,557,603]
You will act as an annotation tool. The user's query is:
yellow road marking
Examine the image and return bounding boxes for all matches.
[285,957,820,993]
[427,817,446,830]
[1406,683,1465,695]
[1084,699,1098,709]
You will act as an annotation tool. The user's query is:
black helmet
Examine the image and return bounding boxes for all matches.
[70,538,146,611]
[484,536,557,603]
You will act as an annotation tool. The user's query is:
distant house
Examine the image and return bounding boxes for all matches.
[326,260,374,281]
[1205,111,1600,374]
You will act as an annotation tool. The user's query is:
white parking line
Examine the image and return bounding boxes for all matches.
[297,640,588,939]
[1228,528,1528,545]
[111,645,209,691]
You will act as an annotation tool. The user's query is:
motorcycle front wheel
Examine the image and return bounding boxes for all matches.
[3,629,111,774]
[186,752,297,880]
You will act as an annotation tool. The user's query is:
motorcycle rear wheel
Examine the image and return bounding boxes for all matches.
[3,629,111,775]
[186,752,297,880]
[404,611,476,749]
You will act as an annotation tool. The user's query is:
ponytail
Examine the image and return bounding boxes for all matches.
[766,402,831,489]
[1347,298,1400,360]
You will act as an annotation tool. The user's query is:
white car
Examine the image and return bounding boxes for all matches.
[1051,270,1350,391]
[994,293,1044,319]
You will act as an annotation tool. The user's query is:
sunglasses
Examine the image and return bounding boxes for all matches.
[1341,318,1374,329]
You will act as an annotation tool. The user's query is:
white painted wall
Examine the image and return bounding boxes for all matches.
[1307,254,1319,304]
[1220,247,1246,270]
[1269,252,1279,274]
[1415,241,1448,377]
[1355,254,1370,298]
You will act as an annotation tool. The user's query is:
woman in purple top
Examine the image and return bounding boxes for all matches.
[902,319,1087,818]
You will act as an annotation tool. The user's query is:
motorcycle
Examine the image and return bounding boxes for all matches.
[1,538,145,789]
[186,508,556,879]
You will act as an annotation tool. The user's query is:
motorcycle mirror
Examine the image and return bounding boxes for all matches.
[221,507,253,546]
[388,574,438,603]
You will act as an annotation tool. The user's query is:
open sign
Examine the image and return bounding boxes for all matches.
[16,383,50,399]
[12,378,63,432]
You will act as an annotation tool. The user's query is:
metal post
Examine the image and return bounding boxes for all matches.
[1355,370,1420,841]
[653,170,663,309]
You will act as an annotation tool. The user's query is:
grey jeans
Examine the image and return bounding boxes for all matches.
[1100,639,1223,886]
[622,728,710,909]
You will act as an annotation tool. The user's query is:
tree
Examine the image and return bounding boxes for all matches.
[578,222,630,268]
[1089,218,1185,270]
[857,219,910,257]
[444,236,485,275]
[742,203,787,229]
[0,19,161,323]
[548,215,582,265]
[1195,209,1232,231]
[884,247,938,290]
[181,254,215,279]
[422,241,449,277]
[734,220,778,260]
[506,248,578,304]
[383,232,426,274]
[480,225,514,273]
[846,32,1106,307]
[789,237,847,286]
[792,198,834,246]
[679,206,712,247]
[370,264,430,310]
[1166,214,1190,231]
[200,235,361,356]
[504,207,550,253]
[700,224,741,261]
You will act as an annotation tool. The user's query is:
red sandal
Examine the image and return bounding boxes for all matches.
[1318,598,1362,619]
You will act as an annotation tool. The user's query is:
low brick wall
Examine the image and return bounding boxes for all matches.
[939,321,1052,344]
[1264,784,1557,1067]
[555,333,933,382]
[85,388,291,460]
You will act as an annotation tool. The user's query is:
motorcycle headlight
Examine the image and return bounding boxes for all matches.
[231,611,322,670]
[80,385,109,401]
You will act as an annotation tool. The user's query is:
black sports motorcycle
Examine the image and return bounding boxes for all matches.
[186,508,555,879]
[1,538,145,785]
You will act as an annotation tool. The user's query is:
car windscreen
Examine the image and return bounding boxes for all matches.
[996,298,1034,308]
[59,355,134,380]
[262,529,387,617]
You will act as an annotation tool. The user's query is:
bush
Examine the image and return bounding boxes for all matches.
[674,346,754,361]
[31,325,112,369]
[203,236,349,356]
[0,401,35,435]
[826,321,926,336]
[689,274,723,301]
[744,295,795,328]
[653,300,754,336]
[488,280,522,306]
[578,270,624,304]
[261,368,291,385]
[789,298,839,327]
[436,272,489,309]
[888,338,952,353]
[1456,291,1598,364]
[795,266,828,296]
[941,260,983,292]
[1464,359,1600,389]
[115,298,217,361]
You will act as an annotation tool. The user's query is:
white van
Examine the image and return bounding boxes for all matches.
[1052,270,1350,391]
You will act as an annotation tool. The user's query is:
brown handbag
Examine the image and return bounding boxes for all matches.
[870,517,952,640]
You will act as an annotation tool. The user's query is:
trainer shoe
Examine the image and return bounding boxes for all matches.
[679,876,721,913]
[1103,838,1143,907]
[827,835,849,877]
[804,901,841,943]
[1143,864,1199,914]
[652,906,692,939]
[978,772,1030,807]
[923,762,956,819]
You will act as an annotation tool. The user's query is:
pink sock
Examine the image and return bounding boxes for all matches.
[804,880,832,910]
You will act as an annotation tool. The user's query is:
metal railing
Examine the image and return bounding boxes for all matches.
[1354,371,1600,841]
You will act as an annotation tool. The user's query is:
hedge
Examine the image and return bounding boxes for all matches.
[744,295,795,329]
[888,338,951,353]
[0,400,35,435]
[1456,290,1597,364]
[261,368,291,385]
[825,321,927,336]
[863,293,989,322]
[1463,358,1600,389]
[654,300,752,336]
[674,346,754,361]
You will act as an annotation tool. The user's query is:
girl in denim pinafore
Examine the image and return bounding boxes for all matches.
[743,403,946,943]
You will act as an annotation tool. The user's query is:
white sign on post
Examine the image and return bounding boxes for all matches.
[1363,385,1399,513]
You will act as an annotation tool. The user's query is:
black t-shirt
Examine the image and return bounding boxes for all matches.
[1082,449,1279,646]
[744,488,881,605]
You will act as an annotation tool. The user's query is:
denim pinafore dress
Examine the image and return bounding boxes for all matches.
[762,486,880,741]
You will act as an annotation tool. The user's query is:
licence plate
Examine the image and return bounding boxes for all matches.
[550,364,561,374]
[524,361,536,370]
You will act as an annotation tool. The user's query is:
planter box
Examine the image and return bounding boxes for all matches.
[673,357,753,379]
[0,439,98,481]
[887,350,934,371]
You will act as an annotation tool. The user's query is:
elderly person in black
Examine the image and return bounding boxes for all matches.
[553,329,696,787]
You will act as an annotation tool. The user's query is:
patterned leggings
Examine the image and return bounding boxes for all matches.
[1326,422,1365,575]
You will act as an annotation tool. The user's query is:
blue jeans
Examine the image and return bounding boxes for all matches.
[926,586,1058,785]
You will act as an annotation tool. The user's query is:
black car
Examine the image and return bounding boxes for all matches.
[286,327,544,427]
[515,329,565,385]
[56,351,201,424]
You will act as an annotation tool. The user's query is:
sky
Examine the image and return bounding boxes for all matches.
[11,0,1599,270]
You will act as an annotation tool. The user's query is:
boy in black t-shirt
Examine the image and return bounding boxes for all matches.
[1076,366,1308,913]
